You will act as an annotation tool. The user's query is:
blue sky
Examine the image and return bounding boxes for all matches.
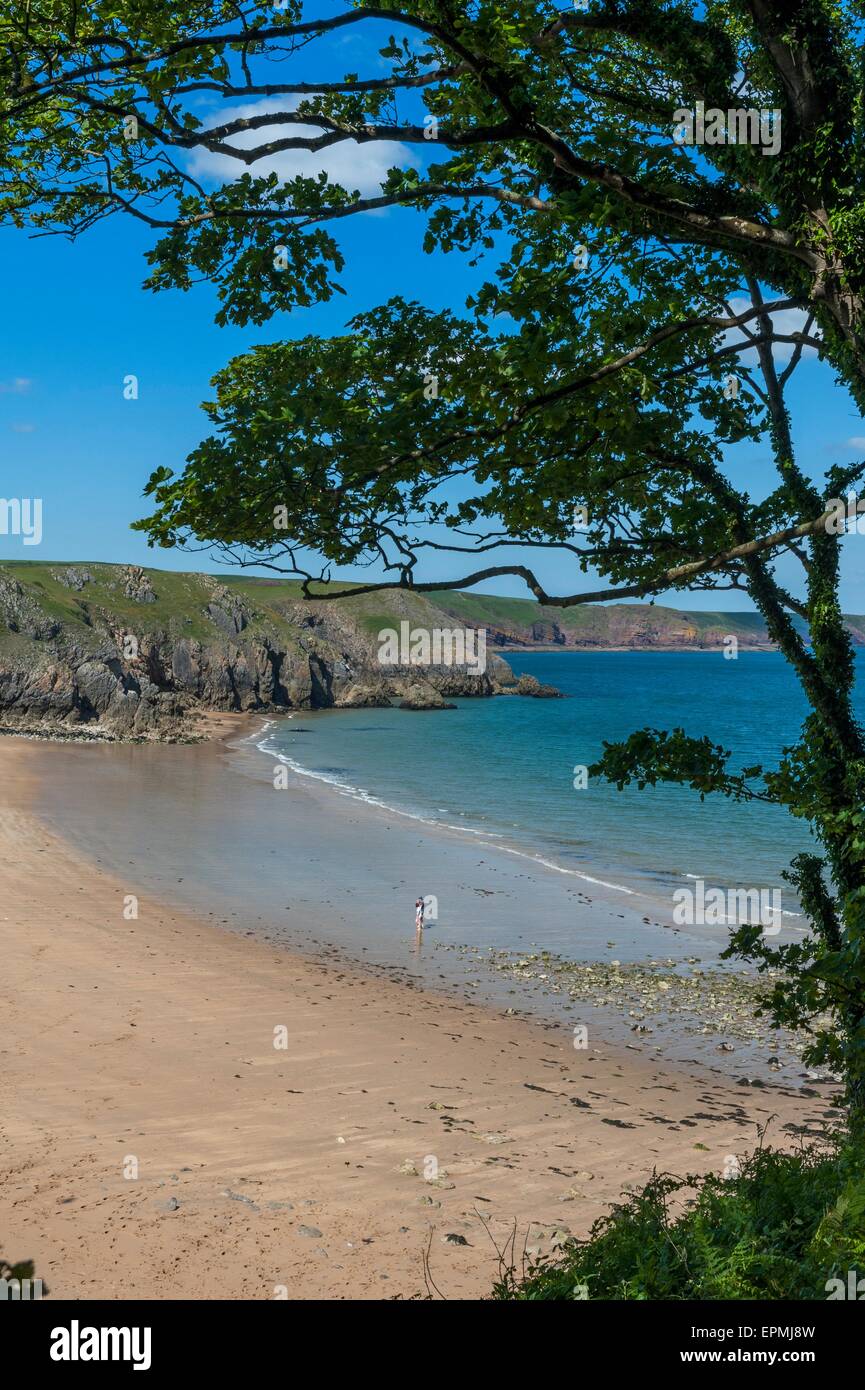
[1,12,864,613]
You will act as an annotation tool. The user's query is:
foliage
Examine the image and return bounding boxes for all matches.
[491,1138,865,1301]
[0,1255,42,1295]
[3,2,865,1113]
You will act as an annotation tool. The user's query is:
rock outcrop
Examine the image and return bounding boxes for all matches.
[0,562,534,740]
[205,583,249,635]
[0,573,61,641]
[52,567,93,591]
[398,681,456,710]
[334,680,393,708]
[123,566,157,603]
[513,673,564,699]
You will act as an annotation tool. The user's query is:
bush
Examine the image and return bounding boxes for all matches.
[491,1139,865,1300]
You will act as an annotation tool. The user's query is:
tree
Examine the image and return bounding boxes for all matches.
[2,1,865,1116]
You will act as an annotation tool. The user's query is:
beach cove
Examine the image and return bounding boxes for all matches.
[0,722,836,1299]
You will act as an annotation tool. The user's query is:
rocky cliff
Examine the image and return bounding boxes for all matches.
[0,564,520,740]
[426,590,865,650]
[3,562,858,741]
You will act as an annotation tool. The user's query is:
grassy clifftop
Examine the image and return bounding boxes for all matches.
[427,588,865,648]
[3,561,861,651]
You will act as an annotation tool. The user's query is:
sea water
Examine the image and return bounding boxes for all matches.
[260,649,863,901]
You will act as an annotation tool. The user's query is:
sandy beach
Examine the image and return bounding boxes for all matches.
[0,730,833,1300]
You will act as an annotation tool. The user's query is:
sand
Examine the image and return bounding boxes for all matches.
[0,732,832,1300]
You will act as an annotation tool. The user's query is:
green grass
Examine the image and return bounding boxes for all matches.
[4,562,864,649]
[428,590,786,640]
[0,561,219,638]
[428,590,547,627]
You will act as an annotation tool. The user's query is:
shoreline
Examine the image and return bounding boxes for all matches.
[252,710,800,910]
[0,645,795,748]
[0,732,833,1299]
[19,714,815,1081]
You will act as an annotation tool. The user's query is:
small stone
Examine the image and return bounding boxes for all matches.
[441,1233,469,1246]
[224,1188,259,1210]
[297,1225,323,1239]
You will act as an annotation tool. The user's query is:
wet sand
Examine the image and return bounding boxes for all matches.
[20,715,813,1081]
[0,731,833,1300]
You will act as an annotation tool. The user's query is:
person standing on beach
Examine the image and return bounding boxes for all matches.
[415,897,425,931]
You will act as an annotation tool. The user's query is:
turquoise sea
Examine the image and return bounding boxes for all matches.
[260,649,865,900]
[29,647,865,1063]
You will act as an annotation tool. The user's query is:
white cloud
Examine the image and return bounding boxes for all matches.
[0,377,32,394]
[188,99,416,198]
[723,298,820,366]
[844,436,865,449]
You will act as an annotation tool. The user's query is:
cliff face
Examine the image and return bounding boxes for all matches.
[3,562,860,740]
[0,564,515,740]
[426,591,865,651]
